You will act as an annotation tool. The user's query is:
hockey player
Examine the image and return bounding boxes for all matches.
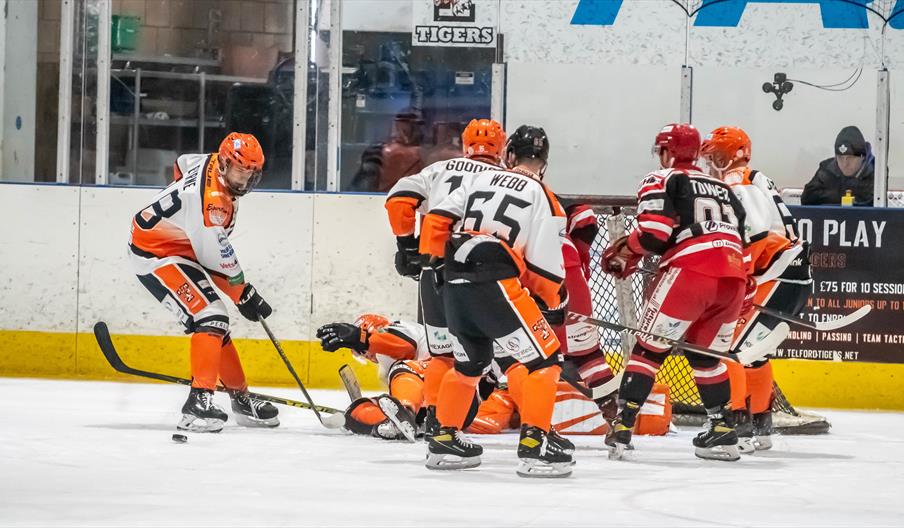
[317,314,429,441]
[384,118,506,435]
[495,201,620,427]
[701,126,812,452]
[316,314,483,441]
[602,123,754,461]
[419,125,573,477]
[129,132,278,432]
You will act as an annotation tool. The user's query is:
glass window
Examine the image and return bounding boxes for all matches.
[102,0,296,189]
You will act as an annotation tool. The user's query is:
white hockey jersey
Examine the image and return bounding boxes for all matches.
[385,157,499,237]
[129,153,246,301]
[419,166,567,307]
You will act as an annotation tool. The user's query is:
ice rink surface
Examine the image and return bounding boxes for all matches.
[1,378,902,527]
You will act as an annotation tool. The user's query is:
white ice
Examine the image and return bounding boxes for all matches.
[1,378,902,527]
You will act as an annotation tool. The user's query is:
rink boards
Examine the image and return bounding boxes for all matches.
[1,182,903,410]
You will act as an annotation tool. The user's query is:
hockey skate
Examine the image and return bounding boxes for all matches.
[752,411,773,451]
[424,405,440,439]
[693,407,741,461]
[426,427,482,470]
[376,394,417,442]
[734,409,756,454]
[547,427,576,467]
[517,425,573,478]
[230,390,279,428]
[177,388,227,433]
[605,400,640,460]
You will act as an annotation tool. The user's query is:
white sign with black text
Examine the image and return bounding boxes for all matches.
[412,0,498,48]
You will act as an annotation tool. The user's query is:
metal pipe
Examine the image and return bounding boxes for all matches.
[874,68,890,208]
[56,0,75,183]
[680,65,693,124]
[132,68,140,180]
[199,71,206,152]
[95,0,112,185]
[326,0,342,192]
[491,63,506,126]
[291,0,310,191]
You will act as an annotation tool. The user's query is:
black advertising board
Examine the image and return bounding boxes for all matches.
[775,206,904,364]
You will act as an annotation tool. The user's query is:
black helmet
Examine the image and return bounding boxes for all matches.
[506,125,549,163]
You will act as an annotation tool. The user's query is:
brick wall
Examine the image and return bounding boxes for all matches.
[114,0,294,58]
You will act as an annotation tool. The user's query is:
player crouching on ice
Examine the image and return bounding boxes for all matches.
[602,123,755,461]
[128,133,278,432]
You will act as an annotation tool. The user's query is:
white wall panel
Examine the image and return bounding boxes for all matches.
[0,185,79,332]
[502,0,686,66]
[506,62,681,195]
[310,194,417,331]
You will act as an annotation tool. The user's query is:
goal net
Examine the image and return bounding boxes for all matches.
[570,195,831,434]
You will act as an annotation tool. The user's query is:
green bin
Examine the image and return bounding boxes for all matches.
[112,15,140,53]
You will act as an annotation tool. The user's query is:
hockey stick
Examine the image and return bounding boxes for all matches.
[93,322,341,414]
[259,319,346,429]
[755,303,871,332]
[566,313,790,365]
[634,266,871,331]
[338,364,363,402]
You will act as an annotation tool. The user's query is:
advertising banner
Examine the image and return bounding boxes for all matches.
[777,206,904,363]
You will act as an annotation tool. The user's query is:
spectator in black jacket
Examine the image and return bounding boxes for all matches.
[801,126,874,206]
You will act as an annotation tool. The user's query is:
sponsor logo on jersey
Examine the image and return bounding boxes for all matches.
[207,203,228,226]
[175,283,196,304]
[505,336,521,351]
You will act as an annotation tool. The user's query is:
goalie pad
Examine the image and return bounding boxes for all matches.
[467,389,518,434]
[634,383,672,436]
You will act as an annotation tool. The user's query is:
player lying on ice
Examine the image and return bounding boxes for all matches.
[316,314,482,442]
[128,133,278,433]
[701,126,813,453]
[601,123,758,462]
[316,309,629,441]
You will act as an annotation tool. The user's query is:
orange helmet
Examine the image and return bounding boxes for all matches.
[219,132,265,172]
[354,314,390,334]
[701,126,751,168]
[462,119,506,161]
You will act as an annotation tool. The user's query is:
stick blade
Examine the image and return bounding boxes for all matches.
[321,412,347,429]
[815,304,872,331]
[736,322,790,365]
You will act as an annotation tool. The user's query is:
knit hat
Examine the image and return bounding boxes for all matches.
[835,126,866,156]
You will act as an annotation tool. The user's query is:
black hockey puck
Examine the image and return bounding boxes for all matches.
[171,433,188,443]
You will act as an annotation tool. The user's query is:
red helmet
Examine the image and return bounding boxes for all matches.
[653,123,701,163]
[701,126,751,167]
[462,118,506,161]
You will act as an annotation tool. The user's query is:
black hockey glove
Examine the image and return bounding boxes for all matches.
[535,287,568,326]
[394,235,421,280]
[316,322,369,353]
[422,255,445,288]
[236,283,272,321]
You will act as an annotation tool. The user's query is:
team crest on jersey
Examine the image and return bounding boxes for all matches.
[207,203,228,226]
